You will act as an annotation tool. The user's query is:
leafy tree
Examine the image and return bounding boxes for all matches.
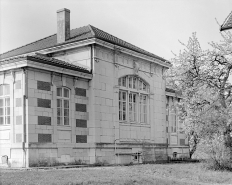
[167,31,232,159]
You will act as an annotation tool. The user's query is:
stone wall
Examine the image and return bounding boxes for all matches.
[27,68,91,166]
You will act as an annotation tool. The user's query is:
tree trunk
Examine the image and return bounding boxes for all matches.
[189,133,199,159]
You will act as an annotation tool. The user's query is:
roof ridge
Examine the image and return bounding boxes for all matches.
[88,24,96,37]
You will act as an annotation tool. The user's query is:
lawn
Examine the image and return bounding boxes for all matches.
[1,163,232,185]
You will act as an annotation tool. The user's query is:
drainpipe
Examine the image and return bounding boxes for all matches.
[22,68,28,167]
[114,138,119,164]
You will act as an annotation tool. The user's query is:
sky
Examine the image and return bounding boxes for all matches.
[0,0,231,61]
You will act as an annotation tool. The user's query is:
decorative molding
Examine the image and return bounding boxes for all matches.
[162,67,168,79]
[10,71,15,83]
[133,61,140,75]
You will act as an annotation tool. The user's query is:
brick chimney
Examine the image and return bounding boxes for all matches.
[57,8,70,43]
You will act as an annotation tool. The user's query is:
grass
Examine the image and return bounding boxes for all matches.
[1,163,232,185]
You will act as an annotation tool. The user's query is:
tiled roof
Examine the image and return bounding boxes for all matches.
[0,25,167,63]
[1,54,91,73]
[221,11,232,31]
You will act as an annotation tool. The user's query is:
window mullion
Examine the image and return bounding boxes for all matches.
[4,97,5,125]
[62,99,64,125]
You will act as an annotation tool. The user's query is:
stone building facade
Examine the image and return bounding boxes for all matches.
[0,9,189,167]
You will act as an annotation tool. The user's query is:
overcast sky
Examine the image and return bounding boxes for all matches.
[0,0,231,61]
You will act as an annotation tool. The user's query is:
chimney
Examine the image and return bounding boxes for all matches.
[57,8,70,43]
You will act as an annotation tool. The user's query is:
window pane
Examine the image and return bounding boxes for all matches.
[64,88,69,98]
[143,83,146,91]
[139,80,142,90]
[4,85,10,95]
[0,117,3,125]
[0,108,3,116]
[133,78,137,89]
[129,77,132,88]
[64,100,69,108]
[57,117,61,125]
[123,112,126,120]
[0,99,3,107]
[122,77,126,87]
[64,117,69,125]
[119,91,121,100]
[64,109,69,116]
[119,111,122,120]
[6,116,10,124]
[57,108,61,116]
[0,86,3,96]
[57,99,62,107]
[118,78,121,86]
[57,88,62,96]
[6,108,10,115]
[129,111,132,121]
[123,102,126,111]
[129,93,132,102]
[5,98,10,106]
[122,92,126,101]
[143,96,146,103]
[133,94,136,103]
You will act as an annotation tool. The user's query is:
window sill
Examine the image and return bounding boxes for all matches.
[0,125,11,130]
[119,122,150,127]
[57,125,71,130]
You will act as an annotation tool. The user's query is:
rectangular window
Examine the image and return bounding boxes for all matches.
[0,85,10,125]
[119,91,127,121]
[57,87,70,126]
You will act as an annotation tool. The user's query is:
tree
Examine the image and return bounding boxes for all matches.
[167,31,232,160]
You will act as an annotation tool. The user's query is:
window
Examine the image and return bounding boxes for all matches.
[140,95,147,123]
[57,87,70,125]
[118,76,149,124]
[170,105,177,132]
[0,85,10,125]
[119,91,127,121]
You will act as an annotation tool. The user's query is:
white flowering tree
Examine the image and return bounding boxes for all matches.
[167,31,232,161]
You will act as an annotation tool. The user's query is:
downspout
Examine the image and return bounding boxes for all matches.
[113,46,117,164]
[22,68,28,167]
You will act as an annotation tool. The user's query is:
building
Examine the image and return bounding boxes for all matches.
[0,9,189,167]
[220,11,232,31]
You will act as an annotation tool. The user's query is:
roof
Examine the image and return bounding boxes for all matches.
[165,87,182,97]
[0,25,167,63]
[221,11,232,31]
[1,54,91,74]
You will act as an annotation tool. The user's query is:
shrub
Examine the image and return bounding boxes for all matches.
[202,134,232,171]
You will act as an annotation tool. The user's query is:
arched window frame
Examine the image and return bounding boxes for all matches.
[56,87,70,126]
[118,75,149,124]
[0,84,10,125]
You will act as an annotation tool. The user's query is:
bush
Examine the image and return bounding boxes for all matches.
[202,135,232,171]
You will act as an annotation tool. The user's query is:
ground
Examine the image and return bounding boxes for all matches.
[1,163,232,185]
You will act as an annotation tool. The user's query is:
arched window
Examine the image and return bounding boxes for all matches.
[118,75,149,124]
[57,87,70,125]
[0,84,10,125]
